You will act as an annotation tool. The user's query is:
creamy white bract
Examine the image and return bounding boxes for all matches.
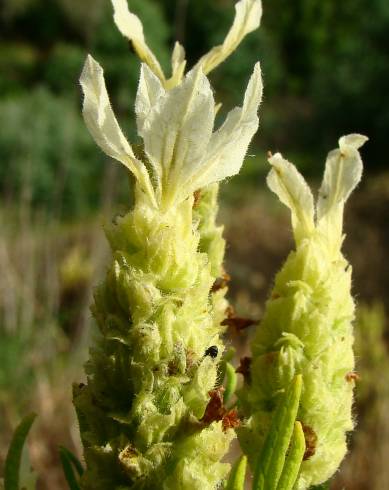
[80,53,262,211]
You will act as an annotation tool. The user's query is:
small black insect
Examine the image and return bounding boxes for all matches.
[204,345,218,359]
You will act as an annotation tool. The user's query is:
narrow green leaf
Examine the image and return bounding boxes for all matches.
[276,422,305,490]
[4,413,36,490]
[218,348,236,387]
[253,374,303,490]
[225,455,247,490]
[311,482,331,490]
[224,362,238,404]
[59,447,82,490]
[59,446,84,477]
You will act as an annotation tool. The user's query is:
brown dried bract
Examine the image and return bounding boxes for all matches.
[222,305,257,331]
[167,360,178,375]
[301,423,318,460]
[222,409,240,431]
[225,305,235,317]
[222,316,256,331]
[221,304,256,332]
[193,190,202,208]
[201,387,225,425]
[236,356,252,383]
[211,272,231,293]
[201,388,240,432]
[345,371,360,383]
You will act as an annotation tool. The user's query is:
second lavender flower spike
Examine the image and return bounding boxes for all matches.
[238,135,367,489]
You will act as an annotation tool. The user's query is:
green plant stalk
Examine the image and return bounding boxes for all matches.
[223,362,238,404]
[59,446,84,478]
[238,135,367,489]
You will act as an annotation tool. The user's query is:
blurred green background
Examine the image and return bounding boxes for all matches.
[0,0,388,488]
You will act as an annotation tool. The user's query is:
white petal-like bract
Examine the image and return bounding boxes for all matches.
[266,134,367,250]
[169,42,187,87]
[81,56,263,210]
[140,66,216,207]
[80,55,155,204]
[111,0,165,81]
[317,134,367,220]
[188,62,262,193]
[80,55,133,161]
[136,64,165,137]
[267,152,315,243]
[317,134,367,250]
[195,0,262,74]
[135,64,165,191]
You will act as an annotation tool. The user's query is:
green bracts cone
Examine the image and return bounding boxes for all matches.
[73,196,232,489]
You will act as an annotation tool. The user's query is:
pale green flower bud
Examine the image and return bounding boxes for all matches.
[238,135,367,489]
[75,25,262,487]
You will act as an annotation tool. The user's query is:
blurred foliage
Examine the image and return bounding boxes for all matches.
[0,89,104,216]
[355,303,388,406]
[0,332,35,403]
[0,0,170,216]
[58,246,93,340]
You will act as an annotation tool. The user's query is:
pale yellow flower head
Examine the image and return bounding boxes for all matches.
[80,0,263,210]
[267,134,368,254]
[80,57,262,210]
